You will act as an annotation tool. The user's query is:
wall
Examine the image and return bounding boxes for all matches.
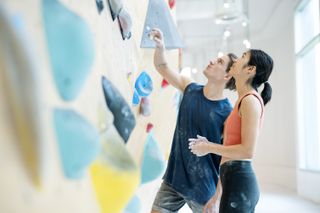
[0,0,179,212]
[297,170,320,203]
[182,1,320,204]
[251,24,297,190]
[181,0,299,192]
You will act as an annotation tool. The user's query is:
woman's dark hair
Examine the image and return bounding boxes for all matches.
[225,53,237,90]
[247,49,274,105]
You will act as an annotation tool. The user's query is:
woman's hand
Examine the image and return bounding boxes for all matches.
[203,195,220,213]
[189,135,211,156]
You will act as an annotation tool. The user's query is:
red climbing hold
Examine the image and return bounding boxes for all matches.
[161,78,169,88]
[146,123,154,133]
[168,0,175,9]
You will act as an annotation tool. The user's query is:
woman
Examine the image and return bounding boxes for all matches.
[189,49,274,213]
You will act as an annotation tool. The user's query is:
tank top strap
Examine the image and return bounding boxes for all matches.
[237,92,264,118]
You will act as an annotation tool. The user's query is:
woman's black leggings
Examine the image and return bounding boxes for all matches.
[219,160,260,213]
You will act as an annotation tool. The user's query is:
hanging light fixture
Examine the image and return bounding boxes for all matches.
[215,0,247,25]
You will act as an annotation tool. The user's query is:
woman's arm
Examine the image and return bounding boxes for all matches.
[203,177,222,213]
[203,155,229,213]
[189,95,262,159]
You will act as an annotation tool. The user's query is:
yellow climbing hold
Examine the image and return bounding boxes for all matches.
[91,127,140,213]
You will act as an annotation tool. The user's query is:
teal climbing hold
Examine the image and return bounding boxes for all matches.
[141,133,165,184]
[53,108,100,179]
[124,195,141,213]
[42,0,95,101]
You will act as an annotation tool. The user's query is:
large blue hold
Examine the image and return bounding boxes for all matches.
[140,0,184,49]
[141,133,165,184]
[102,76,136,143]
[53,109,100,179]
[132,89,140,106]
[42,0,95,101]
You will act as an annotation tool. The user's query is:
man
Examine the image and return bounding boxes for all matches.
[150,28,237,213]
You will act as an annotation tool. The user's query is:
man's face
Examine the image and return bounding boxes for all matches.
[204,55,230,81]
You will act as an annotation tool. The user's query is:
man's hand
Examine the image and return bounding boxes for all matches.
[149,28,165,50]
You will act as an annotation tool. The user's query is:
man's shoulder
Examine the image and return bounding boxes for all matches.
[213,99,233,116]
[183,82,203,94]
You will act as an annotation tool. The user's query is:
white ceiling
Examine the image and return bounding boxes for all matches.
[175,0,300,49]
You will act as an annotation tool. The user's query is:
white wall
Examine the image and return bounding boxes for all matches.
[181,0,299,192]
[181,0,320,204]
[250,16,297,190]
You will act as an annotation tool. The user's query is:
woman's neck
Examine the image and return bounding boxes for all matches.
[235,79,255,97]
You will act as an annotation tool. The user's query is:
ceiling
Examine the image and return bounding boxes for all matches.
[175,0,300,50]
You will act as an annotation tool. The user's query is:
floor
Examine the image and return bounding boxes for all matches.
[136,175,320,213]
[178,183,320,213]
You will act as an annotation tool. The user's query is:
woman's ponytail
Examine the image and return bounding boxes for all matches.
[261,82,272,105]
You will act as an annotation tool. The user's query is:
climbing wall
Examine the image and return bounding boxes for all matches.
[0,0,180,212]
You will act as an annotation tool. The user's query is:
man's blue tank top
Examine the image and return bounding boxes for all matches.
[163,83,232,205]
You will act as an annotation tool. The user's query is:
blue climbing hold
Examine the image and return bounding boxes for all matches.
[53,108,100,179]
[141,133,165,184]
[134,71,153,97]
[124,195,141,213]
[132,88,140,105]
[42,0,95,101]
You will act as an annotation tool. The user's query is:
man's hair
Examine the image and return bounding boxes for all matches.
[225,53,237,90]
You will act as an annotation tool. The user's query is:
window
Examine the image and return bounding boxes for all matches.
[295,0,320,171]
[294,0,319,52]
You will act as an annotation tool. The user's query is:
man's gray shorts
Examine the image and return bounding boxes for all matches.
[151,181,204,213]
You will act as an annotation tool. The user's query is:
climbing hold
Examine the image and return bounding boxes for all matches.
[53,108,100,179]
[134,71,153,97]
[91,129,140,213]
[140,97,151,116]
[161,78,169,88]
[141,134,165,184]
[118,9,132,40]
[102,76,136,143]
[140,0,183,49]
[42,0,95,101]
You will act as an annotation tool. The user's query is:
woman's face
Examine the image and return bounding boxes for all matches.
[229,51,251,77]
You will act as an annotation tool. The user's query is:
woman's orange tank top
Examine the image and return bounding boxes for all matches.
[223,92,264,146]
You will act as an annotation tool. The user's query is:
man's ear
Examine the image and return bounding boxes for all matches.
[224,73,232,81]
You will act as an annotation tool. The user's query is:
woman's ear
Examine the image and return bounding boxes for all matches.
[247,65,256,75]
[250,66,256,74]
